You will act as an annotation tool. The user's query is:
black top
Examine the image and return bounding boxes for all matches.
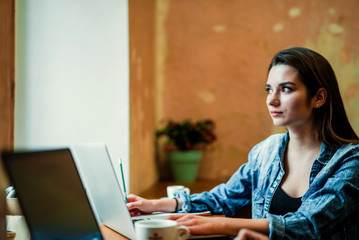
[269,186,302,215]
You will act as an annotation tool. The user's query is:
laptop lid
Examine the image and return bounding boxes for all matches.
[2,149,103,240]
[71,143,136,240]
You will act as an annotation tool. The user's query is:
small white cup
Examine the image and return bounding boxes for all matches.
[167,185,190,199]
[135,219,189,240]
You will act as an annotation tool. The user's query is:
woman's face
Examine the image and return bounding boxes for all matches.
[266,64,315,129]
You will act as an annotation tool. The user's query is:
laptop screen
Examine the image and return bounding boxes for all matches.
[2,149,103,240]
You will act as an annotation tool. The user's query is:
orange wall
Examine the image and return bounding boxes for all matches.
[155,0,359,181]
[129,0,359,192]
[129,0,158,194]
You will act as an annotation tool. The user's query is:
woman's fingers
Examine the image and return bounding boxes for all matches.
[168,214,217,235]
[126,194,154,215]
[235,229,269,240]
[167,214,187,220]
[126,194,143,203]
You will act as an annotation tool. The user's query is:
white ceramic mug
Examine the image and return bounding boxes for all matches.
[167,185,190,199]
[135,219,189,240]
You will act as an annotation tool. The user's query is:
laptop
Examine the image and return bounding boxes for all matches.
[2,149,104,240]
[71,143,228,240]
[71,143,137,239]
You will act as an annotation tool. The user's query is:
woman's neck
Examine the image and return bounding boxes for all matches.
[282,126,322,197]
[287,126,321,156]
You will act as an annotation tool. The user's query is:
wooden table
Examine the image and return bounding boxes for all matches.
[100,225,133,240]
[100,224,234,239]
[100,225,129,240]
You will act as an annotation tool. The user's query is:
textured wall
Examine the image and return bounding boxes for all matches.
[155,0,359,181]
[0,0,14,236]
[129,0,158,194]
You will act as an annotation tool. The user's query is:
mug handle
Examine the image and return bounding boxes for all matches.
[176,225,190,240]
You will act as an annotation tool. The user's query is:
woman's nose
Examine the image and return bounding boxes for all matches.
[267,92,280,106]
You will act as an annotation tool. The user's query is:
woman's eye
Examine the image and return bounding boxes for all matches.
[282,86,292,92]
[265,88,272,94]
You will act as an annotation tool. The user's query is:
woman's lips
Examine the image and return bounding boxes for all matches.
[270,111,282,117]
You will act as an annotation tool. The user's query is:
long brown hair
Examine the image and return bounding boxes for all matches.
[268,47,359,145]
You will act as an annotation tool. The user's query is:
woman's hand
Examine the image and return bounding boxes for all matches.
[168,214,222,235]
[168,214,270,237]
[126,194,178,216]
[235,229,269,240]
[126,194,156,216]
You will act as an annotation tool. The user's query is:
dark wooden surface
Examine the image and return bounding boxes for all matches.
[100,225,129,240]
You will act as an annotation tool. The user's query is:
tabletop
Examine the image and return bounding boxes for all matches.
[100,224,234,240]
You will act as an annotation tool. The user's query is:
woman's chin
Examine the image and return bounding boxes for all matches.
[272,121,286,127]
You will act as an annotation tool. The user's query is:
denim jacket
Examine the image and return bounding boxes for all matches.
[176,133,359,239]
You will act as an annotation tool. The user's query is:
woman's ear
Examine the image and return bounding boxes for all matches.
[313,88,327,108]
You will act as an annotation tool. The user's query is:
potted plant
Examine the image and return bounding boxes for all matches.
[156,119,216,182]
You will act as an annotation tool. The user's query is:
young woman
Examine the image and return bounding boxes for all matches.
[127,47,359,239]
